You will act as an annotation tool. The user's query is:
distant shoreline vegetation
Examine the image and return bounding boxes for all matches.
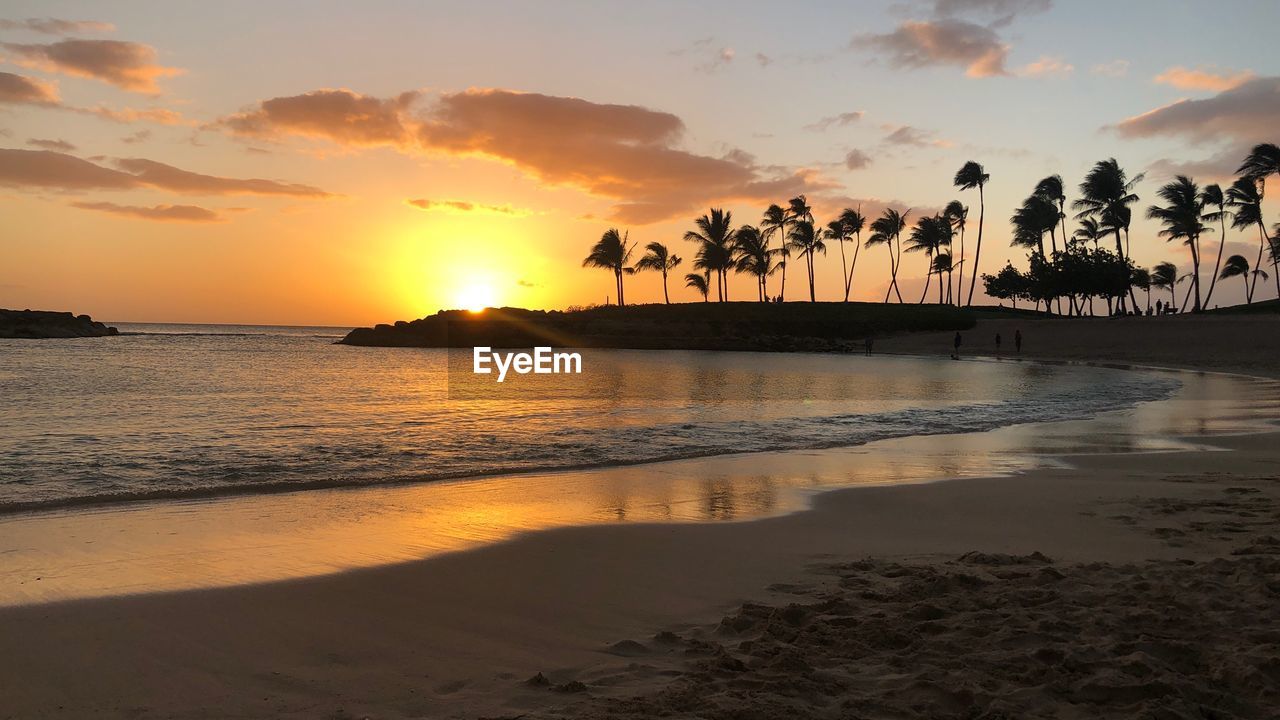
[337,303,977,351]
[0,310,118,339]
[585,146,1280,316]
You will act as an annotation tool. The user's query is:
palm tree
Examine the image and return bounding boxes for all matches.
[732,225,775,301]
[868,209,909,303]
[1034,175,1068,256]
[1237,142,1280,187]
[760,204,790,300]
[1226,177,1271,302]
[582,228,635,306]
[684,209,736,302]
[1199,183,1229,308]
[633,242,682,304]
[684,272,710,302]
[839,208,866,301]
[1132,267,1152,313]
[1074,158,1143,311]
[932,252,954,304]
[1147,176,1207,312]
[1151,261,1178,310]
[906,215,950,304]
[1219,254,1261,304]
[786,219,826,301]
[1074,217,1104,249]
[944,200,967,304]
[954,161,989,306]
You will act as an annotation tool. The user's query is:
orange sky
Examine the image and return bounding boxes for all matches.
[1,2,1277,325]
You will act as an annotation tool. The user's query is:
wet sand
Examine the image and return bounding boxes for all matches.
[2,330,1279,718]
[878,313,1280,377]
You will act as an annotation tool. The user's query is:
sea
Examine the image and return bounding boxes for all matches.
[0,322,1185,515]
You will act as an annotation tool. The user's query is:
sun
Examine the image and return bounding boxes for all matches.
[454,282,497,313]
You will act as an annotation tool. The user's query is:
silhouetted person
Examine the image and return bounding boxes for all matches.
[1014,329,1022,353]
[995,332,1002,355]
[1155,299,1162,315]
[864,336,874,355]
[952,332,962,359]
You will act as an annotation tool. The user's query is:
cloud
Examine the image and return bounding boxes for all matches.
[883,125,950,147]
[26,138,75,152]
[1091,59,1129,77]
[858,19,1009,78]
[1153,66,1254,92]
[516,279,537,287]
[696,47,735,72]
[218,89,420,146]
[111,158,333,197]
[416,89,831,223]
[1,39,182,94]
[70,201,228,223]
[79,105,188,125]
[406,198,533,216]
[1110,76,1280,143]
[121,129,151,144]
[755,53,773,68]
[216,87,831,223]
[0,71,59,105]
[0,149,333,197]
[844,149,873,170]
[930,0,1052,24]
[805,111,865,132]
[0,18,114,35]
[1146,141,1256,182]
[1020,55,1073,78]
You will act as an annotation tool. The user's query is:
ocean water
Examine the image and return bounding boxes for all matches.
[0,323,1182,513]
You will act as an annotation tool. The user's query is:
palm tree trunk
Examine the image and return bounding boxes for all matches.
[1250,221,1267,301]
[1191,237,1203,312]
[847,234,861,301]
[662,270,669,304]
[966,185,984,306]
[779,260,787,301]
[1203,215,1227,308]
[1243,274,1252,304]
[616,269,624,307]
[918,258,931,304]
[956,227,966,304]
[808,252,816,302]
[839,238,849,301]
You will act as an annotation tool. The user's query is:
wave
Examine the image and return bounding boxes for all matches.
[0,367,1179,517]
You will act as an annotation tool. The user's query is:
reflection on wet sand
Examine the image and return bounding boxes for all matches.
[1,368,1276,606]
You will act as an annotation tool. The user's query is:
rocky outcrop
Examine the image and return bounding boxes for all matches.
[0,310,119,339]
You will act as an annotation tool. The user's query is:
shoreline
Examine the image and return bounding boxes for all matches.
[2,426,1278,718]
[0,348,1213,519]
[3,328,1279,717]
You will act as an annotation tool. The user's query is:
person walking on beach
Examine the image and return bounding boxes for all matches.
[952,332,962,360]
[995,332,1002,355]
[1014,329,1022,353]
[864,336,874,356]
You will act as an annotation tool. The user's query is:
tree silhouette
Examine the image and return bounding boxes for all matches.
[634,242,682,304]
[1199,183,1230,308]
[760,204,791,301]
[1151,261,1178,310]
[582,228,635,306]
[684,271,711,302]
[1219,254,1262,304]
[685,209,736,302]
[1226,177,1272,301]
[1074,158,1143,311]
[954,161,989,306]
[838,208,866,302]
[943,200,967,304]
[869,208,909,303]
[786,219,826,302]
[732,225,775,301]
[1147,175,1207,312]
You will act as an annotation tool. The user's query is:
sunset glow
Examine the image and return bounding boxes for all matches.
[1,1,1277,324]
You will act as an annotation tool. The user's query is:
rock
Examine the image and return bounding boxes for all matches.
[0,309,118,339]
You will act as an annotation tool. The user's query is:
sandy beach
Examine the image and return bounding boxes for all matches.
[2,317,1279,719]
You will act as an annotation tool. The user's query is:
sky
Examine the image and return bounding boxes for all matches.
[1,0,1278,325]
